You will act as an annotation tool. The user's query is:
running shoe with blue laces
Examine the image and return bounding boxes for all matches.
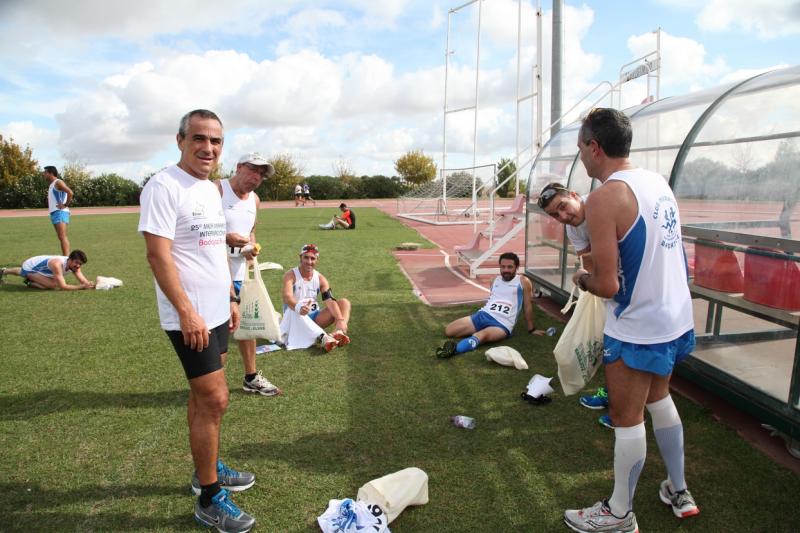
[579,387,609,410]
[194,488,255,533]
[191,460,255,496]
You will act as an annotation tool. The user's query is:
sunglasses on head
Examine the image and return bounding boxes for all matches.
[300,244,319,255]
[537,185,568,209]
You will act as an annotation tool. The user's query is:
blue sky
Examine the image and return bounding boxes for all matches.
[1,0,798,182]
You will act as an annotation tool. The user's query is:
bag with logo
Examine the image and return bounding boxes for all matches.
[553,285,606,395]
[233,257,281,342]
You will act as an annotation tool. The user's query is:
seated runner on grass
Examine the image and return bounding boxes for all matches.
[319,203,355,230]
[436,252,544,358]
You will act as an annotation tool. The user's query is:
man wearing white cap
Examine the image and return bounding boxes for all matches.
[217,153,282,397]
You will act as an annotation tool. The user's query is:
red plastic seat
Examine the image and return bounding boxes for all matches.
[495,194,525,217]
[454,231,482,253]
[743,247,800,311]
[693,240,744,293]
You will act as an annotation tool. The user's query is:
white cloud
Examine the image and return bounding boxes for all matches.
[627,30,728,95]
[696,0,800,39]
[1,121,58,154]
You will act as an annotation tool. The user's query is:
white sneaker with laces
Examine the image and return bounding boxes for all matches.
[658,479,699,518]
[243,371,281,397]
[564,500,639,533]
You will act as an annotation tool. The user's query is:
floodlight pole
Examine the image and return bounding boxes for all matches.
[471,0,483,227]
[442,11,453,214]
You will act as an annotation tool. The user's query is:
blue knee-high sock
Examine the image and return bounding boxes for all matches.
[456,336,480,354]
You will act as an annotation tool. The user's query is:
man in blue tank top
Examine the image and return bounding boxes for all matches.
[435,252,543,358]
[563,108,699,533]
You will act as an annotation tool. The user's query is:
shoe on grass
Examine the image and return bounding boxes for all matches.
[435,340,457,359]
[598,414,614,429]
[564,500,638,533]
[658,479,700,518]
[332,330,350,347]
[317,333,337,352]
[243,371,281,397]
[579,387,609,410]
[194,489,255,533]
[191,460,255,496]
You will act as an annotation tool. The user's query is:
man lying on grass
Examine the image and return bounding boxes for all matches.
[436,251,544,358]
[1,250,95,290]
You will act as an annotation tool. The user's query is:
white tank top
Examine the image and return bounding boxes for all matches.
[287,267,321,314]
[48,180,69,213]
[481,275,523,331]
[221,179,258,282]
[603,169,694,343]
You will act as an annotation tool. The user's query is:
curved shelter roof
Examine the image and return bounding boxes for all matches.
[524,65,800,444]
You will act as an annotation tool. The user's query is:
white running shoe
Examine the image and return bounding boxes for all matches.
[243,371,281,397]
[564,500,639,533]
[658,479,699,518]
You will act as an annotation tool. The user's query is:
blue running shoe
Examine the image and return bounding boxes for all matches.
[192,460,255,496]
[598,414,614,429]
[579,387,609,410]
[194,488,255,533]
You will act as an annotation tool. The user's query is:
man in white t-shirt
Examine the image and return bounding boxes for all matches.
[435,252,543,358]
[138,109,256,533]
[294,183,303,207]
[218,152,281,397]
[538,182,613,429]
[564,108,698,533]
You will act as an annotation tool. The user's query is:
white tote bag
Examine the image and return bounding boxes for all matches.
[233,257,281,342]
[553,286,606,395]
[356,467,429,524]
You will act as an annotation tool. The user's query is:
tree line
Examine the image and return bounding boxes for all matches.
[1,133,521,208]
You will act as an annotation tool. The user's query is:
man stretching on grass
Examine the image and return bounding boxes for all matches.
[139,109,256,533]
[436,252,543,358]
[1,250,94,290]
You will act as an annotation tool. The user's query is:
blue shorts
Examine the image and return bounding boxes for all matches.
[603,329,695,377]
[309,310,320,321]
[233,280,242,296]
[470,310,511,337]
[50,211,70,225]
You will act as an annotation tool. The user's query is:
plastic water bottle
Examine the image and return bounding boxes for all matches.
[451,415,476,429]
[546,326,557,336]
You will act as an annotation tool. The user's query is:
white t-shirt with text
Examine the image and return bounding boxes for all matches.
[138,165,231,330]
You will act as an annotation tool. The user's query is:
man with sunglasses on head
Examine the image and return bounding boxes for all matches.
[281,243,351,352]
[1,250,94,290]
[562,108,698,533]
[538,183,612,429]
[217,153,282,398]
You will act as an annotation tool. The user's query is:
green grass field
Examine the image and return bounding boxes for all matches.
[1,207,799,532]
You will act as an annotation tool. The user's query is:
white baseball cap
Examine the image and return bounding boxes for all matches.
[238,152,275,176]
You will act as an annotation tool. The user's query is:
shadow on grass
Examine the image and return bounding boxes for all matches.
[0,389,187,420]
[5,482,190,531]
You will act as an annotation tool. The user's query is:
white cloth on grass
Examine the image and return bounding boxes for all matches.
[279,305,326,350]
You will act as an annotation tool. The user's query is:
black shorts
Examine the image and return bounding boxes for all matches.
[303,193,310,199]
[166,322,229,379]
